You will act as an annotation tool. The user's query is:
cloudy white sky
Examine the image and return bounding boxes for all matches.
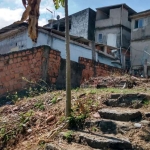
[0,0,150,29]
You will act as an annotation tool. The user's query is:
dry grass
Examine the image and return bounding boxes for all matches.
[0,87,150,150]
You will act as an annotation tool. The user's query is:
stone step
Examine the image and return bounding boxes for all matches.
[85,119,135,134]
[110,94,121,99]
[60,131,132,150]
[110,93,148,101]
[45,142,94,150]
[105,94,147,108]
[104,98,143,108]
[98,108,142,121]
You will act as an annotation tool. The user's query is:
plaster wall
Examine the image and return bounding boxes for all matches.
[0,29,122,68]
[96,10,108,20]
[122,8,131,29]
[69,9,89,39]
[96,7,131,29]
[131,15,150,40]
[0,30,27,54]
[95,27,121,48]
[95,8,121,28]
[131,40,150,67]
[97,54,121,68]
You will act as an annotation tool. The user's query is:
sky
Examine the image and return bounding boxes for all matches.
[0,0,150,29]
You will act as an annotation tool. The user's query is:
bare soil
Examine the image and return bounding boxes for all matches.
[0,86,150,150]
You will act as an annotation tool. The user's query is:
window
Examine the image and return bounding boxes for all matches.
[135,19,143,29]
[98,34,103,43]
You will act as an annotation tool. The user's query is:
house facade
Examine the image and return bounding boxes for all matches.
[44,8,96,41]
[95,4,136,69]
[130,10,150,77]
[0,23,121,68]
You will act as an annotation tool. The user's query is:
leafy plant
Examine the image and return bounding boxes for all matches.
[6,92,19,103]
[64,131,73,143]
[68,114,86,130]
[19,110,34,124]
[59,116,66,124]
[91,126,98,132]
[142,99,150,105]
[38,140,46,148]
[34,100,45,111]
[75,87,80,92]
[87,89,97,95]
[87,99,93,105]
[0,127,6,138]
[51,97,57,104]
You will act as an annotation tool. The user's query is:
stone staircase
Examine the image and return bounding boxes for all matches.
[47,93,150,150]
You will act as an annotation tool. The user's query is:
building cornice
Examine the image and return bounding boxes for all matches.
[95,24,131,32]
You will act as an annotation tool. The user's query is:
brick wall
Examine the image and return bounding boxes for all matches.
[0,47,43,95]
[0,46,61,96]
[0,45,122,96]
[79,57,122,83]
[48,50,61,84]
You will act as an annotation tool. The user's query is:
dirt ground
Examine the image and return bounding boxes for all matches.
[0,84,150,150]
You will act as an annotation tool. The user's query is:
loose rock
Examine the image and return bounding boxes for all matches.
[134,123,142,128]
[46,115,55,124]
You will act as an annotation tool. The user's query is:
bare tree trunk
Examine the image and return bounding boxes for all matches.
[65,0,71,117]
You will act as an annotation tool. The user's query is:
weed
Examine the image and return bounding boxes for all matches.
[51,97,57,104]
[59,116,66,124]
[68,114,86,130]
[91,126,98,132]
[6,92,19,103]
[75,87,80,92]
[142,99,150,105]
[19,110,34,124]
[64,131,73,142]
[89,89,96,94]
[38,140,46,148]
[87,99,93,105]
[34,100,45,111]
[0,127,6,138]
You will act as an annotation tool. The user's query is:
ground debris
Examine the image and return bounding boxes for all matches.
[0,88,150,150]
[80,75,150,89]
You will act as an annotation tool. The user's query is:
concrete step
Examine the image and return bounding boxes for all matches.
[98,108,142,121]
[110,94,121,99]
[60,131,132,150]
[105,94,147,108]
[104,98,143,108]
[85,119,135,134]
[45,142,95,150]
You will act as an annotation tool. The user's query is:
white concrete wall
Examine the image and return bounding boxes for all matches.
[51,36,93,62]
[0,30,122,68]
[98,54,121,68]
[26,30,93,62]
[0,30,28,54]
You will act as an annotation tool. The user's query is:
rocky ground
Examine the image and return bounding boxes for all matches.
[0,85,150,150]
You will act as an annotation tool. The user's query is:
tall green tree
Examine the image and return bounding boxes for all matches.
[53,0,71,117]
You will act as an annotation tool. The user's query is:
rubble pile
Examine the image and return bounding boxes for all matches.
[80,75,150,89]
